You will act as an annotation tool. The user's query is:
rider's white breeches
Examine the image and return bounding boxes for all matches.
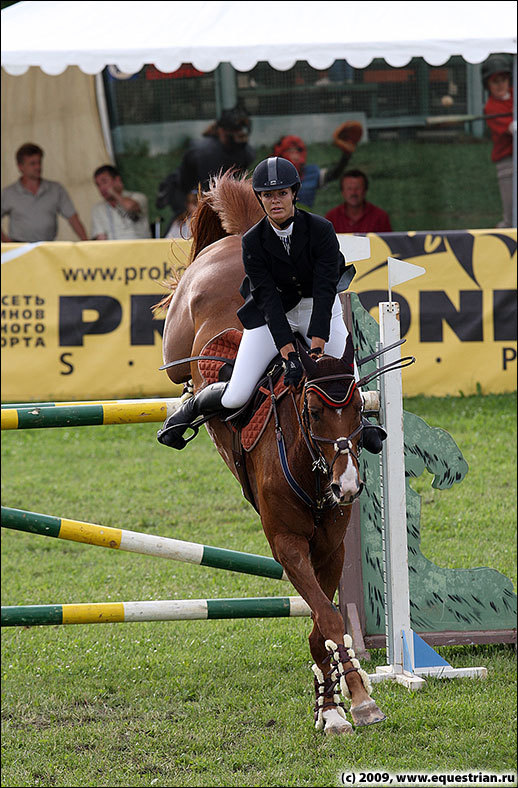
[221,296,349,410]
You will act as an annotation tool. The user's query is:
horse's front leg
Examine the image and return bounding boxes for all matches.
[268,524,385,733]
[310,537,386,731]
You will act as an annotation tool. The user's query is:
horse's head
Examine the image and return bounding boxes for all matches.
[298,336,364,506]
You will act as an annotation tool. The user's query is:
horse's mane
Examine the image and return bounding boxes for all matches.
[154,170,263,314]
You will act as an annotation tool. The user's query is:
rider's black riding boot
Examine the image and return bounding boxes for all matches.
[157,382,228,450]
[361,417,387,454]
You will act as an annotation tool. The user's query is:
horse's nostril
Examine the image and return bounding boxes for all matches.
[331,483,341,500]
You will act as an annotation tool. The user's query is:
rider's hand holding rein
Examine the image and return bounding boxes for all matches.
[282,350,304,388]
[281,336,325,387]
[309,339,325,359]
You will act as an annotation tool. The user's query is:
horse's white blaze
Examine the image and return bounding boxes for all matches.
[338,456,361,500]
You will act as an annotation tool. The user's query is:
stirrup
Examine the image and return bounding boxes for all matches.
[157,421,200,450]
[361,420,387,454]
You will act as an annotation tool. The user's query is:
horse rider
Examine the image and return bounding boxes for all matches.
[157,156,386,454]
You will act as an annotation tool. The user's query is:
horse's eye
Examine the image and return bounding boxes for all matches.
[309,409,320,422]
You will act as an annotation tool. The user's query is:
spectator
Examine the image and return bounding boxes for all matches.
[325,169,392,233]
[156,104,255,228]
[272,121,363,208]
[482,54,514,228]
[91,165,151,240]
[1,142,88,242]
[165,190,198,240]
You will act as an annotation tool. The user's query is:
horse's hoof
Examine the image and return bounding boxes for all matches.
[350,699,386,727]
[323,709,354,736]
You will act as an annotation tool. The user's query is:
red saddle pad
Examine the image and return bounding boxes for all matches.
[198,328,288,451]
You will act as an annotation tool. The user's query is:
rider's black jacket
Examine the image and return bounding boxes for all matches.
[237,208,355,350]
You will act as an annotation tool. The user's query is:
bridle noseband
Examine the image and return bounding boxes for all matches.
[309,425,364,477]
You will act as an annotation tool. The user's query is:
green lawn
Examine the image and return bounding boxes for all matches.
[1,393,516,787]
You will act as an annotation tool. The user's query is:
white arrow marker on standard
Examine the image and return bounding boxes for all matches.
[387,257,426,302]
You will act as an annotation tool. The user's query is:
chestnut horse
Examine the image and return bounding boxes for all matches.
[158,172,385,734]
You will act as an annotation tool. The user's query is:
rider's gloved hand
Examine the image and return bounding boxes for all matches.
[283,351,304,387]
[310,346,324,359]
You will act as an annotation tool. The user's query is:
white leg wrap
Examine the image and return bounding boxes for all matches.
[312,664,325,731]
[324,637,372,701]
[312,663,349,733]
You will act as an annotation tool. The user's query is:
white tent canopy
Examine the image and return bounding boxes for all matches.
[1,0,516,76]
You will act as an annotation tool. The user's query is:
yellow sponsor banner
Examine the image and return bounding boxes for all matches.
[1,230,516,401]
[349,228,516,396]
[1,240,189,402]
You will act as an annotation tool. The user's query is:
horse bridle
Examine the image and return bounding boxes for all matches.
[284,345,415,515]
[294,372,364,504]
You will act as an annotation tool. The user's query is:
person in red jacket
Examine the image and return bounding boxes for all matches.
[482,54,514,228]
[325,169,392,233]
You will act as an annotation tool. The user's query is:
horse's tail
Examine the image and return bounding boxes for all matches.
[188,187,227,262]
[204,169,264,238]
[154,169,263,315]
[189,169,263,260]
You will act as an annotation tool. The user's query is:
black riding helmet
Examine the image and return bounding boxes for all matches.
[252,157,301,202]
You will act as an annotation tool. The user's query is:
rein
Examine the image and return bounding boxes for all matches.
[268,375,317,511]
[356,355,415,388]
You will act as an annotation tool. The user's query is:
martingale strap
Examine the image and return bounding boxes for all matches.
[268,376,317,511]
[276,429,315,509]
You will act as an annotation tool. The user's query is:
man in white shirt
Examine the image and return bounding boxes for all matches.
[91,165,151,240]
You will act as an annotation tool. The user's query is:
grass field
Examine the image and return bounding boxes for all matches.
[1,392,516,787]
[116,136,504,236]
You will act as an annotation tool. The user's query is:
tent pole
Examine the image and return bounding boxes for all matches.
[94,72,115,164]
[215,62,237,113]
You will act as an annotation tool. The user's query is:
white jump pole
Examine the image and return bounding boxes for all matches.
[367,282,486,689]
[370,301,424,689]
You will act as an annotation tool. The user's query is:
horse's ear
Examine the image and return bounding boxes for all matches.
[296,340,319,377]
[341,334,355,370]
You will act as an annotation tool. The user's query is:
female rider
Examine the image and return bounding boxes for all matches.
[157,157,385,454]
